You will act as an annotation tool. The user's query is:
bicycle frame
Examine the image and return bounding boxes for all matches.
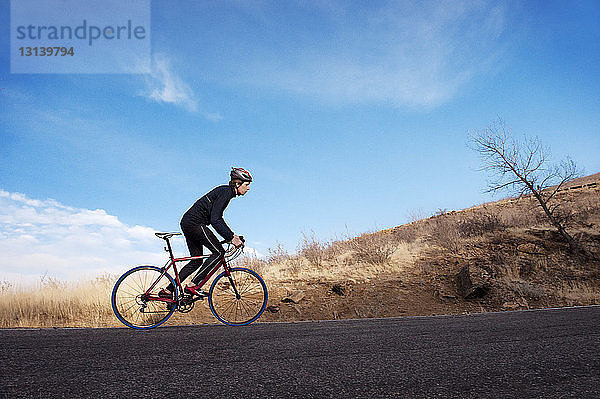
[144,235,243,304]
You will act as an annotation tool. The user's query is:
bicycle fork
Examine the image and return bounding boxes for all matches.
[223,266,241,300]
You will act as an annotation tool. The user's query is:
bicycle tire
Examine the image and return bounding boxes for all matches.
[208,267,268,326]
[111,265,177,329]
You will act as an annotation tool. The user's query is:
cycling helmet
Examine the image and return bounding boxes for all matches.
[230,167,253,182]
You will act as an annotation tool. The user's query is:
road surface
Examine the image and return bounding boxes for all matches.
[0,306,599,398]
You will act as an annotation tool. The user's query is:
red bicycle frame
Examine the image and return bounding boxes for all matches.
[144,234,237,304]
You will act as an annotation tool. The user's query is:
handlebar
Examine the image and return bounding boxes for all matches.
[220,235,244,244]
[223,237,245,262]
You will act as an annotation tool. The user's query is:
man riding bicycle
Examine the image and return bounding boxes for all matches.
[159,167,252,299]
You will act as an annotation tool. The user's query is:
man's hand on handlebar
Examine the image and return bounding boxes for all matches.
[232,235,245,248]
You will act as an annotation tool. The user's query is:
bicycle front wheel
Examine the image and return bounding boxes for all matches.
[209,267,268,326]
[111,265,177,329]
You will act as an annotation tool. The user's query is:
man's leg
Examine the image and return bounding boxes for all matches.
[166,228,203,292]
[190,225,225,285]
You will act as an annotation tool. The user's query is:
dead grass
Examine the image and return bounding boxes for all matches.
[555,282,600,306]
[299,231,328,267]
[232,253,267,274]
[497,277,547,301]
[258,230,426,285]
[0,274,117,328]
[348,231,399,265]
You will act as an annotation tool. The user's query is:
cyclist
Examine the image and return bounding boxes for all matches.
[159,167,252,299]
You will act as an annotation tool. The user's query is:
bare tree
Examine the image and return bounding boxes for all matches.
[468,117,585,254]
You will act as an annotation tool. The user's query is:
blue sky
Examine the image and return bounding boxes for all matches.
[1,1,599,282]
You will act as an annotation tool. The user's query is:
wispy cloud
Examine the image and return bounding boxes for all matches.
[140,54,223,120]
[141,54,198,112]
[0,190,176,283]
[232,1,508,107]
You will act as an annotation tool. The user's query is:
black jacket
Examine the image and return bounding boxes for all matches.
[181,185,237,240]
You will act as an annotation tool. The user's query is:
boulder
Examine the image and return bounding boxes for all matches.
[266,305,280,313]
[455,265,490,299]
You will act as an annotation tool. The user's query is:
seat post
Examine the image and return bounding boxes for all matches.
[164,237,176,261]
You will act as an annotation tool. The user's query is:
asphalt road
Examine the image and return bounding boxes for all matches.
[0,306,599,398]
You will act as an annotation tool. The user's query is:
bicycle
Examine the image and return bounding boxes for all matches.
[111,232,268,329]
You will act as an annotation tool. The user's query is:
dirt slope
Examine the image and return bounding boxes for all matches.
[258,173,600,322]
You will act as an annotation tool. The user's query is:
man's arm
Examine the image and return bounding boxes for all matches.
[210,188,235,241]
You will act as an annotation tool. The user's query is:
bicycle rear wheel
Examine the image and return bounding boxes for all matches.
[208,267,268,326]
[111,265,177,329]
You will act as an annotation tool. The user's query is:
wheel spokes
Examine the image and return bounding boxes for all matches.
[113,267,174,328]
[210,269,266,325]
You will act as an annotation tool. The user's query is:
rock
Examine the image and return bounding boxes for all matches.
[331,284,345,296]
[517,243,546,255]
[266,305,280,313]
[518,297,529,308]
[502,298,529,310]
[435,289,457,301]
[281,290,305,304]
[455,265,490,299]
[502,301,520,310]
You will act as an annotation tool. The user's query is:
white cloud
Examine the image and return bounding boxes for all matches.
[0,190,173,284]
[140,54,224,120]
[234,1,507,107]
[142,54,199,112]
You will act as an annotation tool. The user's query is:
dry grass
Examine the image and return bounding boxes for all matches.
[0,274,117,328]
[497,277,547,301]
[0,273,228,328]
[348,231,399,265]
[232,253,267,274]
[257,229,425,284]
[299,231,328,268]
[555,282,600,306]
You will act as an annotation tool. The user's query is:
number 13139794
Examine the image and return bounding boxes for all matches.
[19,47,74,56]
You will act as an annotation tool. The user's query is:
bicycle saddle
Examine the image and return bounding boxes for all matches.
[155,232,182,239]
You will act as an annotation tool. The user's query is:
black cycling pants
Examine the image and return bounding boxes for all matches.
[166,223,225,292]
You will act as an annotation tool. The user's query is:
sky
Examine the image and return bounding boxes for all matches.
[1,0,599,283]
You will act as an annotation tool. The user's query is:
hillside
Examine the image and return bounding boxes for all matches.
[255,172,600,322]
